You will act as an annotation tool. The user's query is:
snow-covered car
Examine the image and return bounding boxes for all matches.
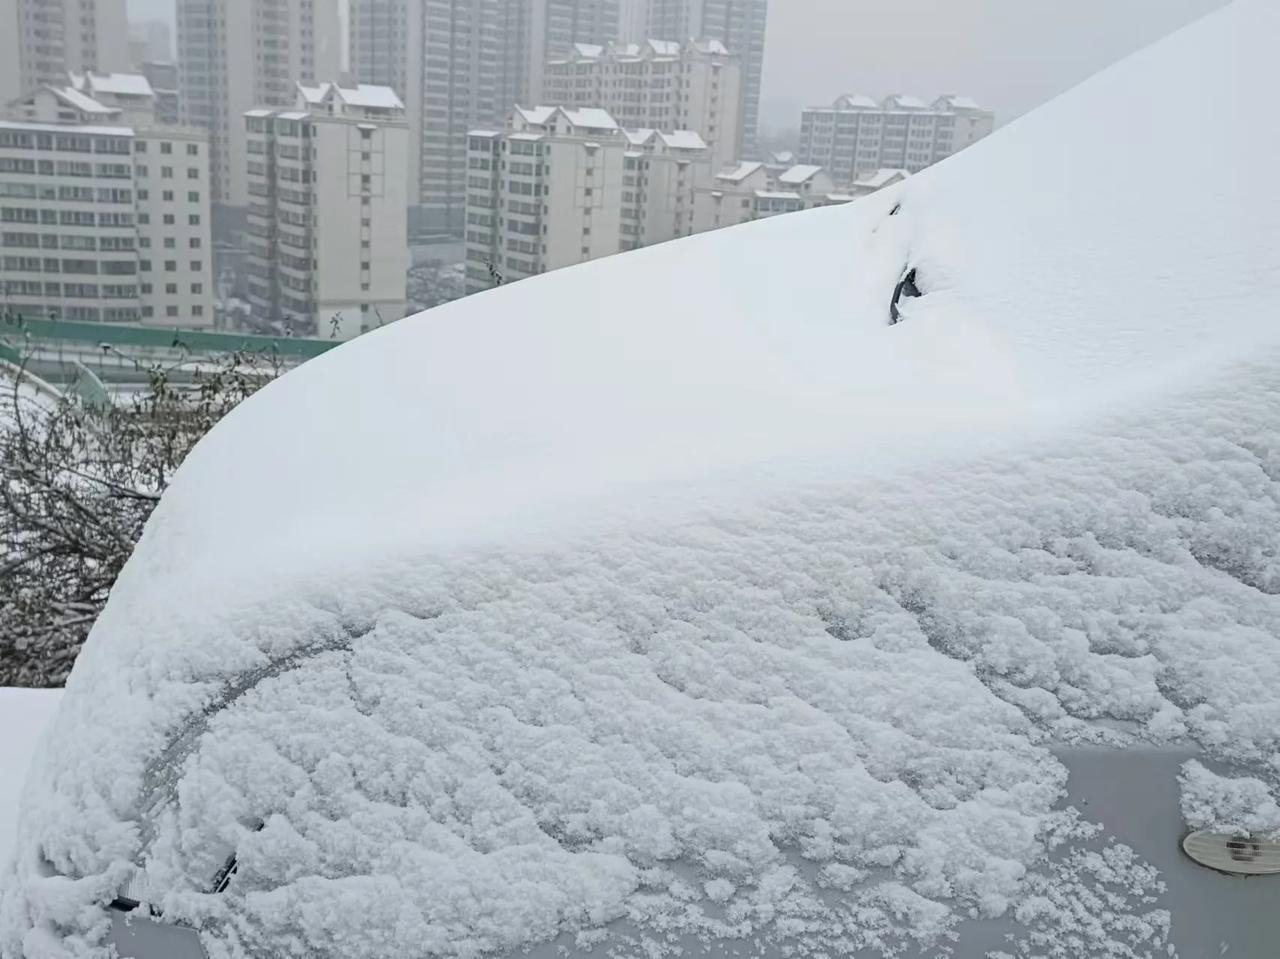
[4,1,1280,957]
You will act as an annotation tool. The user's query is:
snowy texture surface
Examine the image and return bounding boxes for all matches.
[0,689,62,870]
[1178,761,1280,838]
[5,2,1280,958]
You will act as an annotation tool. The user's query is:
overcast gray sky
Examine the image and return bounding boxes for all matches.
[128,0,1230,134]
[759,0,1228,132]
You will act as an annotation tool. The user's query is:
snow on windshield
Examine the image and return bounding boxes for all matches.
[3,2,1279,958]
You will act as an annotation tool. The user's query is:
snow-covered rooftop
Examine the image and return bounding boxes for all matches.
[6,3,1280,959]
[834,93,878,110]
[776,163,825,185]
[55,86,117,114]
[562,107,619,130]
[715,159,765,182]
[658,130,707,150]
[853,167,911,189]
[79,72,154,97]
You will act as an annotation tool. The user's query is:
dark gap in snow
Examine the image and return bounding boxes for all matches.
[889,267,921,325]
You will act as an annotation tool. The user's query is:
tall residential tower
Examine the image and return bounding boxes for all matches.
[348,0,625,235]
[0,0,130,104]
[176,0,343,207]
[625,0,766,159]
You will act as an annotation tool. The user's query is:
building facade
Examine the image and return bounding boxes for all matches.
[798,94,996,184]
[243,83,408,340]
[140,62,180,125]
[543,39,740,169]
[348,0,626,236]
[0,82,214,328]
[0,0,131,104]
[464,106,709,293]
[176,0,343,207]
[690,159,850,233]
[623,0,767,160]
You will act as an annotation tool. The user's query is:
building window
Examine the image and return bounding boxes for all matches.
[140,260,151,271]
[191,283,202,294]
[137,189,148,200]
[186,143,198,156]
[192,305,203,316]
[161,166,173,178]
[163,214,174,225]
[187,191,199,202]
[189,237,201,248]
[189,214,200,225]
[135,142,147,153]
[190,260,202,271]
[163,190,174,201]
[164,237,175,248]
[138,213,150,224]
[135,164,147,176]
[164,260,176,271]
[166,305,178,316]
[160,142,172,155]
[141,306,153,316]
[188,168,199,179]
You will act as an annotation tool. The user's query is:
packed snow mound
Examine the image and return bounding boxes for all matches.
[5,2,1280,958]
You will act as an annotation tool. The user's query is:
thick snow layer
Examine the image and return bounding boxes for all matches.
[5,1,1280,957]
[0,690,63,871]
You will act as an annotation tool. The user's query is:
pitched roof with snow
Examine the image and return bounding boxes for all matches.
[834,93,878,110]
[647,39,682,57]
[8,4,1280,959]
[561,107,618,130]
[882,93,928,110]
[853,167,910,188]
[658,130,707,151]
[81,72,154,97]
[335,84,403,110]
[715,159,764,182]
[53,86,118,115]
[777,163,825,185]
[936,94,982,111]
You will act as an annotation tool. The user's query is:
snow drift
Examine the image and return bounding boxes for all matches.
[4,2,1280,957]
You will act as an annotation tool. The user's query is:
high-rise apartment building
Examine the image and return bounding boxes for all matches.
[623,0,767,159]
[349,0,625,235]
[176,0,343,207]
[1,80,214,328]
[0,0,130,104]
[140,62,181,125]
[464,106,709,293]
[798,94,996,184]
[544,39,740,169]
[243,83,408,339]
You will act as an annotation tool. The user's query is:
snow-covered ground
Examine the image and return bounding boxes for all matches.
[0,690,62,871]
[4,1,1280,958]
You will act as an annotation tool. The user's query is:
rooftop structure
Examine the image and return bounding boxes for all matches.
[799,94,995,184]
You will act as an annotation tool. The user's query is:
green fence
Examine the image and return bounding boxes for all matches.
[0,312,339,360]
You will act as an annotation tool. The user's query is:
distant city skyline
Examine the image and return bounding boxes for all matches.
[127,0,1228,134]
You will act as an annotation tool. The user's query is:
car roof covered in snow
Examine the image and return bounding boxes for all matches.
[5,3,1280,959]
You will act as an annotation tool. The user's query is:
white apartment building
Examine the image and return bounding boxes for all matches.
[243,82,408,340]
[348,0,625,235]
[798,94,996,184]
[623,0,767,159]
[0,82,214,328]
[176,0,343,207]
[619,128,706,250]
[543,39,741,169]
[691,160,850,233]
[464,106,710,294]
[0,0,130,105]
